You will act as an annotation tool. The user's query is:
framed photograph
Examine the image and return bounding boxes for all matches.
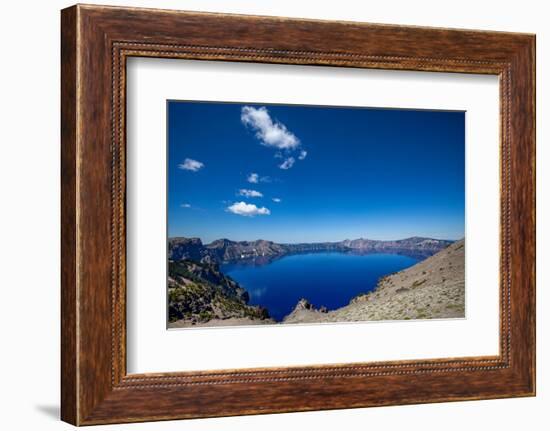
[61,4,535,425]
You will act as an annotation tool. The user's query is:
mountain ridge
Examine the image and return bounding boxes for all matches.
[168,236,454,264]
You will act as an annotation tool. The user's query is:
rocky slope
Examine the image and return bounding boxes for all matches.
[283,239,465,323]
[168,236,453,264]
[167,259,272,328]
[341,237,453,256]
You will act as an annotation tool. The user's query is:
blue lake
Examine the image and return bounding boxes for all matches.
[221,252,419,322]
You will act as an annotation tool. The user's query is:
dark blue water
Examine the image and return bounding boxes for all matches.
[221,252,419,321]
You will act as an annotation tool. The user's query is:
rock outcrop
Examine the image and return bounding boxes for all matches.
[168,259,272,327]
[168,237,208,262]
[282,298,328,322]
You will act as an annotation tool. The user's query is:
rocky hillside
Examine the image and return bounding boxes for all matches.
[168,236,453,264]
[168,237,205,262]
[341,236,453,256]
[168,259,272,328]
[283,239,465,324]
[207,238,287,262]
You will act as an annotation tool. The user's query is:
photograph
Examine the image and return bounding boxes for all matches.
[47,1,538,426]
[167,101,466,328]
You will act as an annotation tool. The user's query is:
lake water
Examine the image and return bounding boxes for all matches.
[221,252,419,322]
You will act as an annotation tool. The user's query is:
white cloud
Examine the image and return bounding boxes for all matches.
[178,158,204,172]
[241,106,300,150]
[272,198,282,203]
[279,157,295,170]
[238,189,263,198]
[247,172,272,183]
[180,203,191,208]
[298,150,308,160]
[227,201,271,217]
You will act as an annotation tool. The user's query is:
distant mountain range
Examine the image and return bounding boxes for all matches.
[168,236,454,264]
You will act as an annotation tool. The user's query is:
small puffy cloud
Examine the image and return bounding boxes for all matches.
[227,201,271,217]
[178,158,204,172]
[279,157,295,170]
[298,150,308,160]
[247,172,272,183]
[241,106,300,150]
[180,203,191,208]
[238,189,263,198]
[272,198,282,203]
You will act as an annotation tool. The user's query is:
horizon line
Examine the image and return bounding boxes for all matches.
[168,235,463,245]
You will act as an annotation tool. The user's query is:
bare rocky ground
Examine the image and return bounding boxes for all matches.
[283,239,465,324]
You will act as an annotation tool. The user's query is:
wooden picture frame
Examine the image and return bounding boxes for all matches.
[61,4,535,425]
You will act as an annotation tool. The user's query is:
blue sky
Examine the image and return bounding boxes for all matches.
[168,101,465,243]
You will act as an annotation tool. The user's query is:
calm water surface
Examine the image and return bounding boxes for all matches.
[221,252,419,321]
